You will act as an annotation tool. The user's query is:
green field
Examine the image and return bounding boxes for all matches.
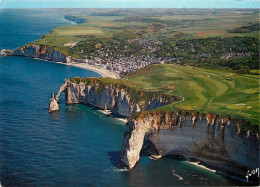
[30,9,259,57]
[124,64,260,124]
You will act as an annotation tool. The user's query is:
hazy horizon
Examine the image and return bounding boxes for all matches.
[0,0,259,8]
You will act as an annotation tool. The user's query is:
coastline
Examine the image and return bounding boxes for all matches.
[34,57,127,123]
[39,58,119,79]
[0,48,119,79]
[98,109,128,123]
[186,158,253,185]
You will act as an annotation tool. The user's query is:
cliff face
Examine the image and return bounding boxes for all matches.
[51,80,177,117]
[120,113,259,173]
[1,45,67,63]
[52,79,177,117]
[1,49,14,56]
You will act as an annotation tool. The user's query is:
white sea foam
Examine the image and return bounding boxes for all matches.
[98,110,111,115]
[113,167,129,172]
[98,110,128,123]
[187,161,216,173]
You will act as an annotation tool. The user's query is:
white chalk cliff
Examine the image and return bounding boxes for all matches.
[51,78,179,117]
[1,45,68,63]
[120,112,259,177]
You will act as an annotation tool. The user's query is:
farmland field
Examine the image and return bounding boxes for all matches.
[30,9,259,57]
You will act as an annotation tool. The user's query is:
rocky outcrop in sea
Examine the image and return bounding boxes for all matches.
[49,92,59,112]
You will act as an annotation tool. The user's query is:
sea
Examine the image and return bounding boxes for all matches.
[0,9,237,186]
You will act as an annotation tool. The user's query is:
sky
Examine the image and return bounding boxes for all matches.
[0,0,259,8]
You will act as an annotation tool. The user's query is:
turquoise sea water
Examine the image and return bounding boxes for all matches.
[0,9,236,186]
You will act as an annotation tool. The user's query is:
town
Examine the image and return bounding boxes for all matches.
[68,38,175,77]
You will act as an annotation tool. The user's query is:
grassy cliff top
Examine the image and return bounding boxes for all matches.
[69,77,182,104]
[124,64,260,124]
[131,110,259,135]
[69,62,259,125]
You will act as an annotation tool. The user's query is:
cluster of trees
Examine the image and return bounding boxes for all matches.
[172,36,257,56]
[116,15,186,28]
[228,23,259,33]
[115,16,158,23]
[69,30,146,58]
[178,56,258,74]
[64,15,85,24]
[156,36,259,73]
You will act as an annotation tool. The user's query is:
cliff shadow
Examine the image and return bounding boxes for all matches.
[56,91,66,105]
[108,151,121,168]
[142,138,159,156]
[143,137,187,160]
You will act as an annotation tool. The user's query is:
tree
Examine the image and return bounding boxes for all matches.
[237,65,250,74]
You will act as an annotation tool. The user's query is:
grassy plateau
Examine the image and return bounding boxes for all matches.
[124,64,259,124]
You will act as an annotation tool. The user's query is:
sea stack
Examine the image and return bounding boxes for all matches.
[49,92,59,112]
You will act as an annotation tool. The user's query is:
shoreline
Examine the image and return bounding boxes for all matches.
[1,47,119,79]
[81,103,128,123]
[185,157,256,185]
[98,109,128,123]
[81,102,128,123]
[39,58,119,79]
[147,155,255,185]
[14,56,126,122]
